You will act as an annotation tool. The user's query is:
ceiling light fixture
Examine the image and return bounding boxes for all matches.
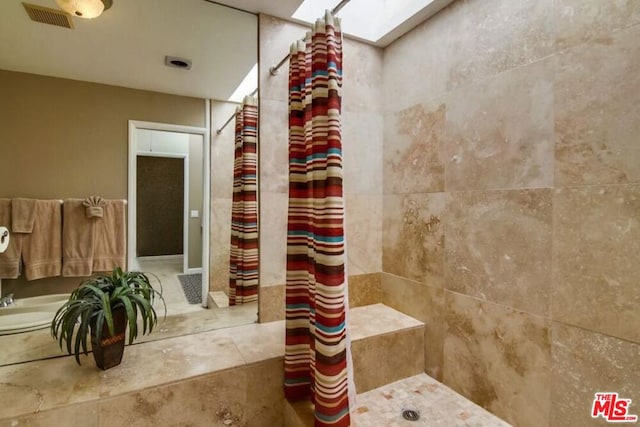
[55,0,112,19]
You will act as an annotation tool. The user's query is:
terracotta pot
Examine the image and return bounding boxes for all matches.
[91,306,127,370]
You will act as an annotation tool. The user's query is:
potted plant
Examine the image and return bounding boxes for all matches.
[51,267,165,370]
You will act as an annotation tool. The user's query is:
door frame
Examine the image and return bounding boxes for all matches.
[128,118,210,307]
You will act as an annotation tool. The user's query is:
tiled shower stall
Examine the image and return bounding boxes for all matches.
[258,1,639,426]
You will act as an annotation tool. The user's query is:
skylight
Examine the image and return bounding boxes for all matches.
[228,63,258,103]
[292,0,436,44]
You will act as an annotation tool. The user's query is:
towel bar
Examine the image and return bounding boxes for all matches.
[56,199,127,205]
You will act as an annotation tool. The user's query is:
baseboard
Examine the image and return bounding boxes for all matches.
[186,268,203,275]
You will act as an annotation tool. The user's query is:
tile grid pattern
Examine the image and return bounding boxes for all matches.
[257,14,384,324]
[210,101,237,293]
[381,1,640,427]
[0,304,421,426]
[353,374,512,427]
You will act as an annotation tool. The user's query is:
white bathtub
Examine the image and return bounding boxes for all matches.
[0,294,69,335]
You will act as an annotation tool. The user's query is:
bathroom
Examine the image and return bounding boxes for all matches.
[0,0,638,426]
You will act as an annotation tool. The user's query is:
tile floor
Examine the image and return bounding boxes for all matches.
[137,258,204,315]
[353,374,512,426]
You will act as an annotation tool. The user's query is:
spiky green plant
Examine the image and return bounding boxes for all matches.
[51,267,166,365]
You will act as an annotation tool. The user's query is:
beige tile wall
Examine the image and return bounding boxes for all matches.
[257,15,384,322]
[252,4,638,424]
[209,101,237,292]
[1,360,284,427]
[381,0,640,426]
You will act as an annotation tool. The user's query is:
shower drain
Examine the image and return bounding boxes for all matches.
[402,409,420,421]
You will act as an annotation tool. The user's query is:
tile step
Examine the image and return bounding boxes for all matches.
[0,303,424,423]
[285,304,426,427]
[207,290,229,308]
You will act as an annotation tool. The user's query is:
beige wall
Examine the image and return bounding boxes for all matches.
[381,1,640,426]
[0,70,205,199]
[0,70,205,297]
[257,14,384,322]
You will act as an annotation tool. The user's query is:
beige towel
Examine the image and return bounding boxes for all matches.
[83,196,106,219]
[92,200,127,272]
[11,198,36,233]
[62,199,94,277]
[0,199,23,279]
[21,200,62,280]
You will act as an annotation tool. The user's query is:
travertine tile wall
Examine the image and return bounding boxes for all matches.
[0,324,286,427]
[209,101,237,292]
[381,1,640,426]
[257,15,384,322]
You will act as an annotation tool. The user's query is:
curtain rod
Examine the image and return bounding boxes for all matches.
[215,88,258,135]
[268,0,351,76]
[216,0,351,136]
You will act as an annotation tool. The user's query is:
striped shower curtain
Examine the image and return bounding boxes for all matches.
[284,12,352,427]
[228,96,259,306]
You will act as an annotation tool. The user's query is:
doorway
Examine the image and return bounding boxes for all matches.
[128,120,210,309]
[136,155,185,261]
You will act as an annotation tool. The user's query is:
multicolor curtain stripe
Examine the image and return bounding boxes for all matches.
[284,12,352,427]
[229,96,259,306]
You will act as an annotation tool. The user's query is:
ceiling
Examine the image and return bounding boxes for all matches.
[0,0,446,100]
[0,0,259,100]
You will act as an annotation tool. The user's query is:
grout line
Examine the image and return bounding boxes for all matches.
[549,319,640,347]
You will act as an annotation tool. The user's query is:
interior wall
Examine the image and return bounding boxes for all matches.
[257,14,384,322]
[209,101,237,294]
[381,1,640,427]
[136,156,184,257]
[0,70,205,297]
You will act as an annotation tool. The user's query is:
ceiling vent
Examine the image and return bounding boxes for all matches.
[165,56,192,70]
[23,3,74,29]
